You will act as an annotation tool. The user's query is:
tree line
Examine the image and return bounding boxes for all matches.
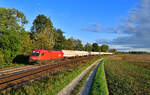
[0,8,116,64]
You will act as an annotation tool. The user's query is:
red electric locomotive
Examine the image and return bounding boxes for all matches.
[29,49,64,63]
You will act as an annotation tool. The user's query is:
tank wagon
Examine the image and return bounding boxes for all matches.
[62,50,89,57]
[90,52,100,55]
[29,49,113,63]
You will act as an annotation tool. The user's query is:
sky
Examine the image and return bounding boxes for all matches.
[0,0,150,52]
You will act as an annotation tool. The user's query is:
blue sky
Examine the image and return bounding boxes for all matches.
[2,0,149,52]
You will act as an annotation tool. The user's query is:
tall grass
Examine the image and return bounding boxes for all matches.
[89,60,109,95]
[104,55,150,95]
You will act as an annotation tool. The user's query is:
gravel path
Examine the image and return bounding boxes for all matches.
[79,61,100,95]
[57,58,102,95]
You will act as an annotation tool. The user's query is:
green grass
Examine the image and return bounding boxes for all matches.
[1,56,101,95]
[89,60,109,95]
[0,63,25,69]
[104,55,150,95]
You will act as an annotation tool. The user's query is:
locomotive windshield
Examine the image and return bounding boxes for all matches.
[32,51,40,56]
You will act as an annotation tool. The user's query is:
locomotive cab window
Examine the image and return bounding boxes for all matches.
[32,51,40,56]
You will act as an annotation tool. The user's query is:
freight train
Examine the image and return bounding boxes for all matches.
[29,49,113,63]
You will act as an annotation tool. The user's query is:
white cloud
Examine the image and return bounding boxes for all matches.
[97,0,150,52]
[81,24,120,33]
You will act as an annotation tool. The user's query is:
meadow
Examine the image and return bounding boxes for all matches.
[104,54,150,95]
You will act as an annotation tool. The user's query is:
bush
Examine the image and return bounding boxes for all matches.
[0,51,4,64]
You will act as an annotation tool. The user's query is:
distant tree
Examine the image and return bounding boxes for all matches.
[64,38,76,50]
[92,43,99,52]
[109,49,117,53]
[101,44,109,52]
[75,39,84,51]
[54,29,66,50]
[84,43,92,51]
[31,14,56,49]
[129,51,148,54]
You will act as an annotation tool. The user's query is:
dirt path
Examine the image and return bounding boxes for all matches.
[79,62,100,95]
[57,58,102,95]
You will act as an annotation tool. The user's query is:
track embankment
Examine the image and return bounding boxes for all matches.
[0,56,95,92]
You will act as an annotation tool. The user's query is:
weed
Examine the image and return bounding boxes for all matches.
[104,55,150,95]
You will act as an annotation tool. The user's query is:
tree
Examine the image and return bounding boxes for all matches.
[54,29,66,50]
[33,27,56,49]
[64,38,76,50]
[109,49,117,53]
[0,8,28,63]
[31,14,53,33]
[0,29,23,63]
[20,30,33,55]
[101,44,109,52]
[84,43,92,51]
[0,8,27,31]
[31,14,56,49]
[0,51,4,64]
[75,39,84,51]
[63,38,84,50]
[92,43,100,52]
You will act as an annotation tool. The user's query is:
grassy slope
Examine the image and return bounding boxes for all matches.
[104,54,150,95]
[2,56,101,95]
[89,60,109,95]
[0,63,25,69]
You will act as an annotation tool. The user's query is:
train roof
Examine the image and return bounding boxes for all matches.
[32,49,62,52]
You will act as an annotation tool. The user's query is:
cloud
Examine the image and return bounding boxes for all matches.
[81,24,120,33]
[96,39,112,44]
[97,0,150,52]
[81,24,102,32]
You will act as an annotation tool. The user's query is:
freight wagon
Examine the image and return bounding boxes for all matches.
[29,49,113,63]
[62,50,89,57]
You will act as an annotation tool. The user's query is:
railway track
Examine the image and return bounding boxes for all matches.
[0,65,40,76]
[0,58,71,77]
[0,56,95,91]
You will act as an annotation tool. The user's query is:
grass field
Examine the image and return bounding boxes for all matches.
[1,56,101,95]
[89,60,109,95]
[104,54,150,95]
